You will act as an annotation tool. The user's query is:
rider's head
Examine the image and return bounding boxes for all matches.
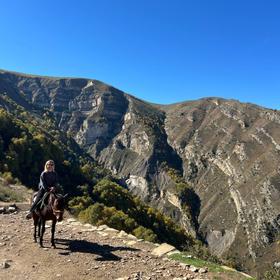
[44,160,55,172]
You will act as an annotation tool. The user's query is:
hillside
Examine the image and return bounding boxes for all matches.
[0,91,199,261]
[0,69,279,277]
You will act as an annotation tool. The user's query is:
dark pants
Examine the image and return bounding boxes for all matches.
[30,188,46,212]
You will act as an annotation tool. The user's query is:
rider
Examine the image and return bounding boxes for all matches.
[26,159,59,219]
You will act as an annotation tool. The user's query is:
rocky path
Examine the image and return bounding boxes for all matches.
[0,205,248,280]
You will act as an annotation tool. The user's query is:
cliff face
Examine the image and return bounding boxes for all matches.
[161,99,280,271]
[0,69,279,275]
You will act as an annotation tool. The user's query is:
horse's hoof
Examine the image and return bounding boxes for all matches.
[51,244,56,249]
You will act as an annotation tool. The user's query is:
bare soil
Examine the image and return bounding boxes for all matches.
[0,204,211,280]
[0,204,252,280]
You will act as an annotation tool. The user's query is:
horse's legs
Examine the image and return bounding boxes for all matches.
[38,218,41,238]
[39,219,46,247]
[51,219,56,248]
[33,216,38,243]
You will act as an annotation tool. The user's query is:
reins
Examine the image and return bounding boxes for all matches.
[38,191,64,216]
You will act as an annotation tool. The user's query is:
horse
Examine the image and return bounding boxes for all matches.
[32,190,67,248]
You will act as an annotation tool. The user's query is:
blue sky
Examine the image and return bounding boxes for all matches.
[1,0,279,109]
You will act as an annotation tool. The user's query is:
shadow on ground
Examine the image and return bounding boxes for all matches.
[55,238,140,261]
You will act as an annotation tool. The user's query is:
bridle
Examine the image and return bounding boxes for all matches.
[49,192,68,218]
[51,194,64,217]
[52,208,64,215]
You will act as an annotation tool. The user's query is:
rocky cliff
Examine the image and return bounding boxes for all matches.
[161,99,280,273]
[0,69,279,276]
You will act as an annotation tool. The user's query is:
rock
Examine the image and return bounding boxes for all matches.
[66,218,76,223]
[127,234,138,240]
[97,224,110,231]
[81,228,96,232]
[179,263,190,269]
[8,206,16,213]
[220,265,236,272]
[124,240,137,246]
[189,265,199,272]
[97,232,109,237]
[103,227,119,233]
[151,243,176,257]
[130,272,142,280]
[167,250,181,256]
[0,207,5,214]
[239,272,256,279]
[198,267,208,273]
[274,262,280,268]
[71,222,82,226]
[118,230,129,238]
[83,223,93,227]
[1,261,10,269]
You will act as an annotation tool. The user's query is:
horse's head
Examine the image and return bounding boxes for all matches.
[52,194,68,222]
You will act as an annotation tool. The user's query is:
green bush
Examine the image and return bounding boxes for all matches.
[263,267,280,280]
[72,178,196,249]
[78,203,105,224]
[0,107,91,193]
[93,179,134,211]
[133,226,158,242]
[78,202,138,233]
[2,172,18,185]
[68,195,93,215]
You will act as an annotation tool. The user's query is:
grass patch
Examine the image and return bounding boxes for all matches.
[169,252,226,272]
[168,253,256,279]
[0,185,23,202]
[0,179,30,202]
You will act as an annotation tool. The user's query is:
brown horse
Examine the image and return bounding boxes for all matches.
[32,191,67,248]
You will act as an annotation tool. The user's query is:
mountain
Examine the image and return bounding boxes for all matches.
[0,69,279,277]
[0,74,196,255]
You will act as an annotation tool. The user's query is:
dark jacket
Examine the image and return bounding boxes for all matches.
[39,171,58,191]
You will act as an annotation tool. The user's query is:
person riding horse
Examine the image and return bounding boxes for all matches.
[26,160,59,219]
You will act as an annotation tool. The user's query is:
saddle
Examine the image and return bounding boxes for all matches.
[33,192,52,211]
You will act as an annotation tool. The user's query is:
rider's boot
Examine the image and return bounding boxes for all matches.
[25,211,32,219]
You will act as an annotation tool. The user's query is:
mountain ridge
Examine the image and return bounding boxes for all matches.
[0,69,279,277]
[2,68,272,110]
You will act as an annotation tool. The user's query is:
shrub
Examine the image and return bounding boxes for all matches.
[2,172,18,185]
[133,226,158,242]
[263,267,280,280]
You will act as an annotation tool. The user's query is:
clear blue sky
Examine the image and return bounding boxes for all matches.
[1,0,279,109]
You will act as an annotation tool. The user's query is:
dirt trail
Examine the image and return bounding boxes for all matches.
[0,204,247,280]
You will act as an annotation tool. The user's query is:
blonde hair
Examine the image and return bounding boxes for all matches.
[44,160,55,172]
